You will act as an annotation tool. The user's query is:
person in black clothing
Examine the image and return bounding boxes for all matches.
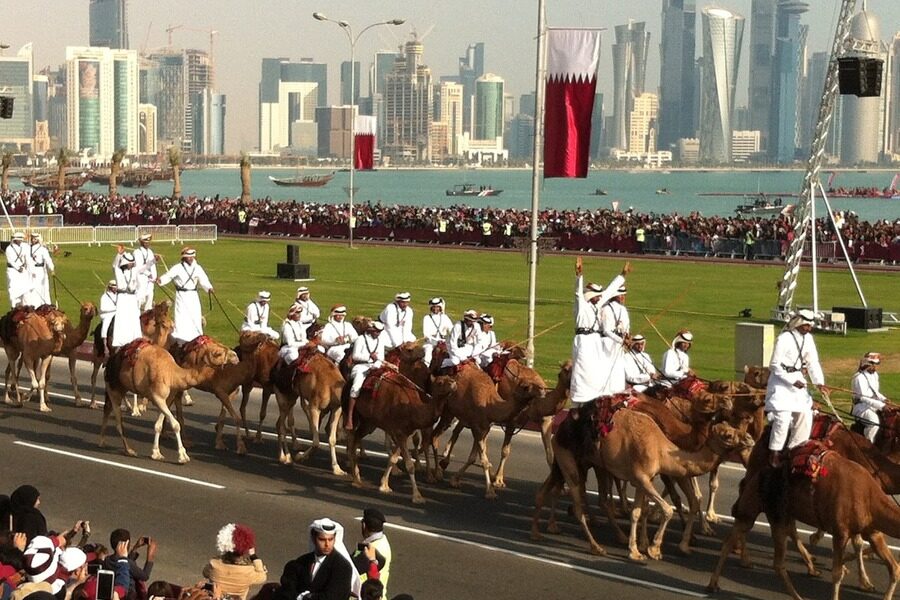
[9,486,47,542]
[102,529,157,600]
[273,518,355,600]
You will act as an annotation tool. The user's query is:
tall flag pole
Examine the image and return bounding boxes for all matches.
[525,0,547,367]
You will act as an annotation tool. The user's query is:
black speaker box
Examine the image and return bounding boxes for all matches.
[833,306,882,330]
[286,244,300,264]
[277,263,310,280]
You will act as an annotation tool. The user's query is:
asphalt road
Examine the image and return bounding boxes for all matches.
[0,358,894,600]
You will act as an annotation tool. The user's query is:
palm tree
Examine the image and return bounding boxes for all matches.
[167,146,181,198]
[240,152,252,202]
[109,148,126,198]
[1,152,12,194]
[56,148,70,193]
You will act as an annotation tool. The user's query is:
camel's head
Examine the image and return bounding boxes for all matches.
[351,316,372,335]
[514,380,545,402]
[46,313,67,334]
[393,342,425,363]
[710,421,756,451]
[743,365,770,389]
[430,375,458,400]
[500,341,526,361]
[80,302,98,318]
[557,360,573,389]
[238,330,270,353]
[188,336,239,367]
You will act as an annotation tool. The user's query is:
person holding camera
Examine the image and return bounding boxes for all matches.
[102,530,156,600]
[356,509,391,598]
[202,524,267,600]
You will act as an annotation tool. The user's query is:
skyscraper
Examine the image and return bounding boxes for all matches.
[438,81,463,156]
[590,92,604,158]
[182,49,213,153]
[0,44,34,150]
[769,0,809,163]
[658,0,697,149]
[138,103,156,154]
[89,0,128,49]
[890,34,900,155]
[258,58,327,153]
[33,74,50,153]
[629,92,659,153]
[341,61,361,105]
[748,0,776,150]
[699,7,745,163]
[146,50,184,150]
[65,46,138,157]
[611,21,650,151]
[458,42,485,135]
[383,38,433,162]
[369,50,400,146]
[191,89,225,155]
[474,74,504,141]
[840,8,884,164]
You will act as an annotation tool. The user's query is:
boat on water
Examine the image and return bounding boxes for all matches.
[445,183,503,197]
[90,168,156,188]
[268,172,335,187]
[824,172,899,199]
[21,171,88,191]
[734,195,789,217]
[655,188,671,195]
[593,188,608,196]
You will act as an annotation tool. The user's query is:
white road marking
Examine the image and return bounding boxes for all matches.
[207,422,392,459]
[13,441,225,489]
[382,521,708,597]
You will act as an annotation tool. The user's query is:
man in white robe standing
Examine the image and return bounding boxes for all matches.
[157,247,214,344]
[5,232,31,308]
[133,233,159,311]
[599,282,630,395]
[570,257,630,406]
[765,309,828,467]
[380,292,415,349]
[26,233,54,307]
[111,252,145,349]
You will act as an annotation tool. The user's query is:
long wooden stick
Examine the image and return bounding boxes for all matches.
[643,314,670,348]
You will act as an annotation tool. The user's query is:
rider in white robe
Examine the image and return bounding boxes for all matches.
[422,297,453,367]
[850,352,889,443]
[319,305,358,363]
[5,232,31,308]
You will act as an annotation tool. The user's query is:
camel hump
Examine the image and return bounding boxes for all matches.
[789,440,833,481]
[105,338,152,384]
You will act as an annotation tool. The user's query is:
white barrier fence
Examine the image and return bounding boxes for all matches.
[0,223,217,245]
[0,215,64,229]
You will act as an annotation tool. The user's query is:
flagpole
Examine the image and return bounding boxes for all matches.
[525,0,547,368]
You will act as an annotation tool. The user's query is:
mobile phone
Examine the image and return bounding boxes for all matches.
[202,583,214,593]
[87,563,100,576]
[96,569,116,600]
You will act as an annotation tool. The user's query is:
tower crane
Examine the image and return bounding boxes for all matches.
[164,25,219,84]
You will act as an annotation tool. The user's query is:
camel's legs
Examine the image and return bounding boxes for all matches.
[830,533,849,600]
[274,390,294,464]
[439,418,464,470]
[706,518,754,593]
[257,387,272,442]
[3,349,22,406]
[852,534,875,593]
[706,464,721,525]
[675,476,703,554]
[297,404,321,463]
[89,359,103,408]
[150,395,190,464]
[238,385,252,441]
[472,433,496,499]
[379,439,401,494]
[347,428,363,486]
[531,466,567,540]
[633,475,674,561]
[217,390,247,454]
[597,470,629,544]
[450,436,479,488]
[68,354,85,406]
[401,437,425,505]
[628,487,649,561]
[539,415,554,466]
[867,532,900,600]
[326,407,346,476]
[36,356,53,412]
[101,389,137,457]
[772,520,805,600]
[548,443,605,555]
[492,425,515,488]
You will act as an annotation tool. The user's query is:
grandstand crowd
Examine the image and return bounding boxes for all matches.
[2,189,899,261]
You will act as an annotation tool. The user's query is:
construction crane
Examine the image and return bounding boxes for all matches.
[165,25,219,84]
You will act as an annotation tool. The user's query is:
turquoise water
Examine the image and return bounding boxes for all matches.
[12,168,900,222]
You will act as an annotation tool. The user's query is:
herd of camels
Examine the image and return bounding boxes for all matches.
[2,299,900,600]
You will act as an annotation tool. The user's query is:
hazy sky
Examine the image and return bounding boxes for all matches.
[2,0,898,153]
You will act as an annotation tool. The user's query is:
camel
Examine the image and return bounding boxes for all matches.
[44,302,96,407]
[433,362,535,499]
[532,408,754,561]
[88,301,174,408]
[99,336,238,463]
[237,335,280,442]
[346,372,456,504]
[270,347,347,475]
[1,308,67,412]
[707,442,900,600]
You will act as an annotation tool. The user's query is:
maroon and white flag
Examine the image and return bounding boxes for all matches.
[543,29,600,178]
[354,116,376,170]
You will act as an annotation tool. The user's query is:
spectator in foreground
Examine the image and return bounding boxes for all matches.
[8,487,47,542]
[358,510,391,597]
[273,518,356,600]
[202,524,267,600]
[359,579,383,600]
[103,530,156,600]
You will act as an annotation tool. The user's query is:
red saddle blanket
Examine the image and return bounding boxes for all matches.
[594,392,640,438]
[790,439,832,481]
[485,353,511,383]
[438,358,476,377]
[360,367,400,400]
[672,376,708,399]
[294,345,319,373]
[120,338,152,365]
[809,412,842,441]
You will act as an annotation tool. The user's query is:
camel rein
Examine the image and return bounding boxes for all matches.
[211,290,240,334]
[52,274,82,305]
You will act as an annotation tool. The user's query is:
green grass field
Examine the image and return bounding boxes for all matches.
[36,237,900,406]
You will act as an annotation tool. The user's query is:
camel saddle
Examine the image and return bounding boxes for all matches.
[485,353,512,383]
[360,367,398,401]
[438,358,476,377]
[593,392,641,438]
[789,439,833,482]
[0,307,33,341]
[293,345,319,373]
[808,412,842,441]
[385,347,403,367]
[105,338,152,385]
[671,376,708,400]
[171,335,213,364]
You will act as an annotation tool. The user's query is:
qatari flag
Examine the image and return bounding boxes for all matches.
[354,116,376,170]
[543,29,600,178]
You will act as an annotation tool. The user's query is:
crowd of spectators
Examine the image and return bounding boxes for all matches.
[0,485,402,600]
[3,189,899,261]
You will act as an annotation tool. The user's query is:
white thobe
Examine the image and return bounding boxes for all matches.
[422,312,453,366]
[600,300,630,395]
[349,334,385,398]
[99,290,117,338]
[158,260,213,343]
[659,348,691,388]
[765,329,825,450]
[291,298,320,327]
[380,302,415,348]
[851,370,887,442]
[319,318,358,363]
[624,349,658,393]
[242,301,279,339]
[278,319,307,363]
[443,320,480,367]
[111,267,144,348]
[133,246,158,311]
[5,242,30,308]
[475,328,500,368]
[25,243,54,307]
[570,273,624,403]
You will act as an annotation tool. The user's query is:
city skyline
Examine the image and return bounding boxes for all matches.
[0,0,898,154]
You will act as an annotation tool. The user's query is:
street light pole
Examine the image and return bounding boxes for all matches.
[313,12,404,249]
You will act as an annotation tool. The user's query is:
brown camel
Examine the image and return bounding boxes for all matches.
[532,409,754,560]
[270,348,347,475]
[46,302,97,407]
[707,440,900,600]
[1,309,67,411]
[88,301,174,408]
[99,336,238,463]
[518,360,573,467]
[236,335,280,441]
[433,362,535,499]
[346,372,456,504]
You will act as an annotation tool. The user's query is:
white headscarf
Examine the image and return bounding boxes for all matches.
[308,518,361,598]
